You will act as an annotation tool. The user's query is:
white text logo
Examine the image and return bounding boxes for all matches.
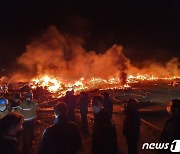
[142,140,180,152]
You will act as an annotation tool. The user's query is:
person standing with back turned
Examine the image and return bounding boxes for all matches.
[123,99,140,154]
[39,102,81,154]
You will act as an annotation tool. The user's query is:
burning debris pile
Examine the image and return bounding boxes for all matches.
[2,26,179,97]
[29,74,180,97]
[30,76,129,97]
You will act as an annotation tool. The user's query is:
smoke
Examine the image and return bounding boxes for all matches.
[0,76,9,84]
[127,57,180,77]
[14,25,180,85]
[17,26,129,83]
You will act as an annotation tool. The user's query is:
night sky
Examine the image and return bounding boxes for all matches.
[0,0,180,72]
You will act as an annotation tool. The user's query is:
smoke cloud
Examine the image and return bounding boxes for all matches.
[11,25,179,85]
[17,26,129,83]
[128,57,180,77]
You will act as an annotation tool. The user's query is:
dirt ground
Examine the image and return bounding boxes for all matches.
[32,103,164,154]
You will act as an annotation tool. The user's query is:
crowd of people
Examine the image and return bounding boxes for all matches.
[0,87,180,154]
[0,90,39,154]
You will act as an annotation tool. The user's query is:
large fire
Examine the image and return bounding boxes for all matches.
[8,26,179,97]
[30,74,180,97]
[30,75,121,97]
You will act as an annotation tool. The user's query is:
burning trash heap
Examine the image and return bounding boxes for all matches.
[2,26,179,97]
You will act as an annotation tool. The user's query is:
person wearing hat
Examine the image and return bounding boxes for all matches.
[9,93,22,111]
[159,99,180,153]
[19,91,38,154]
[0,98,9,119]
[39,102,81,154]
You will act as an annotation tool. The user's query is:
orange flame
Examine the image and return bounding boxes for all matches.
[30,74,180,97]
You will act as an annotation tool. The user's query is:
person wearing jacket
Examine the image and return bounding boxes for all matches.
[159,99,180,154]
[64,90,77,122]
[19,91,38,154]
[78,92,89,132]
[92,96,118,154]
[39,102,81,154]
[10,93,21,111]
[101,92,113,118]
[0,98,9,119]
[0,113,24,154]
[123,99,140,154]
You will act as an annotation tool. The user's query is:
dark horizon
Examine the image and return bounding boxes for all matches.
[0,0,180,73]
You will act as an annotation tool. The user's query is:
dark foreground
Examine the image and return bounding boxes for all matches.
[33,103,165,154]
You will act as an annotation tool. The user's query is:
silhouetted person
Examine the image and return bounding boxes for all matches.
[10,93,21,110]
[78,92,89,132]
[92,96,118,154]
[64,90,77,122]
[159,99,180,154]
[0,113,24,154]
[123,99,140,154]
[102,92,113,118]
[39,102,81,154]
[1,83,8,95]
